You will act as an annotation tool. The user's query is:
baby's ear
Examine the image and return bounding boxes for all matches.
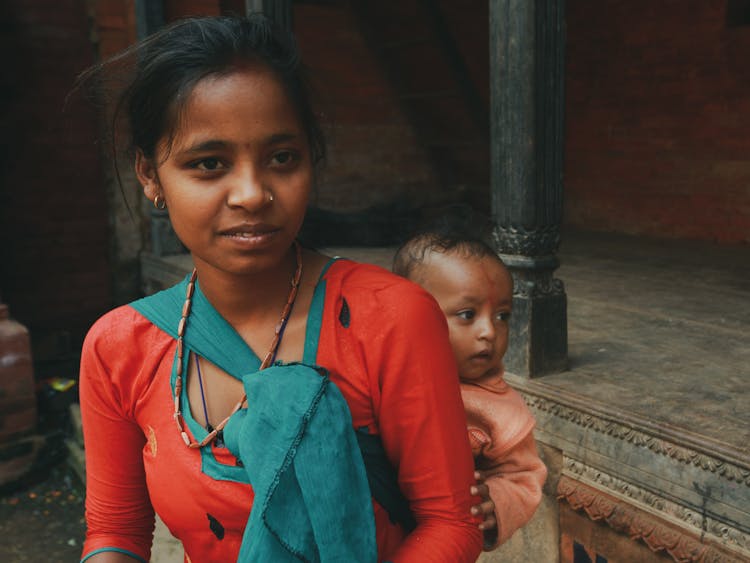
[135,149,159,199]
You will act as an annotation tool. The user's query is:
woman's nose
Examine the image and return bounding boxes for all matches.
[226,165,269,210]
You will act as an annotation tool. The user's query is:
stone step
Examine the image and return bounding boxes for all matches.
[69,403,84,448]
[0,434,44,487]
[65,438,85,486]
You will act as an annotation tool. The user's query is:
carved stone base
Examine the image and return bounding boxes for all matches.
[558,476,744,563]
[560,502,673,563]
[501,257,568,377]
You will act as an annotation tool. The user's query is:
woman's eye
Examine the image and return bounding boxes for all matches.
[270,150,299,168]
[457,310,475,321]
[193,158,224,171]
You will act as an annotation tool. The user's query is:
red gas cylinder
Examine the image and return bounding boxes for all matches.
[0,303,38,444]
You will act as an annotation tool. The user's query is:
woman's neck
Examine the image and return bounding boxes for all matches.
[192,249,299,328]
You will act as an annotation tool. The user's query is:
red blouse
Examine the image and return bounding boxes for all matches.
[80,260,482,562]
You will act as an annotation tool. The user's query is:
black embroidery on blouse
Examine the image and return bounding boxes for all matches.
[207,513,225,540]
[339,298,350,328]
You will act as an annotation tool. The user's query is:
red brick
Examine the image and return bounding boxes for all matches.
[565,0,750,243]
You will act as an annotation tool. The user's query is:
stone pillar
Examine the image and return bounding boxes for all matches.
[135,1,182,261]
[489,0,568,377]
[135,0,163,38]
[245,0,292,30]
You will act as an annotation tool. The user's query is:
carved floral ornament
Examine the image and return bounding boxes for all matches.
[509,271,565,298]
[561,458,750,556]
[521,393,750,487]
[557,476,744,563]
[492,225,561,256]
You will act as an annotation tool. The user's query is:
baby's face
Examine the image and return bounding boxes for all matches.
[417,251,513,382]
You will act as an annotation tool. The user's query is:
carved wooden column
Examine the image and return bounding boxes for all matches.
[489,0,567,377]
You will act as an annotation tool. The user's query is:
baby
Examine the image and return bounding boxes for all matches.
[393,217,547,550]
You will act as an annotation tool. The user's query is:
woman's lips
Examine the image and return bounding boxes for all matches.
[219,224,281,247]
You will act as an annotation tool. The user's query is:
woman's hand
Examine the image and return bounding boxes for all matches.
[471,470,499,549]
[470,470,496,533]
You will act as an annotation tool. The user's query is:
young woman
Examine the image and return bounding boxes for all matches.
[78,15,482,563]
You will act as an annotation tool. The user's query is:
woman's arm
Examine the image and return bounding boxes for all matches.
[79,313,155,563]
[371,286,483,562]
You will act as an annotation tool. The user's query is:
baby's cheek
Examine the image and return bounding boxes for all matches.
[448,328,470,356]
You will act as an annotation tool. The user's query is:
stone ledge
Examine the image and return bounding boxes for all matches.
[508,374,750,485]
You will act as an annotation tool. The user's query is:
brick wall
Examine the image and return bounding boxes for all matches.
[294,3,439,211]
[0,0,111,377]
[164,0,222,19]
[565,0,750,243]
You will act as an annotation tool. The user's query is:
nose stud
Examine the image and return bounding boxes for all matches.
[266,191,274,203]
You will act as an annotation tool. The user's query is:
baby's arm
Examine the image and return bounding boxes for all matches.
[481,432,547,549]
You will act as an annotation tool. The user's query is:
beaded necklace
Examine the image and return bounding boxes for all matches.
[172,241,303,449]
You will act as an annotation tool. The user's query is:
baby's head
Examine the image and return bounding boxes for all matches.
[393,217,513,382]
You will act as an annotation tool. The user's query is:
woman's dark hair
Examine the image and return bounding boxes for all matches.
[392,205,501,279]
[77,14,325,181]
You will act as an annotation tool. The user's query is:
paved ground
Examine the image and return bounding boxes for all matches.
[0,463,85,562]
[551,230,750,461]
[0,460,185,563]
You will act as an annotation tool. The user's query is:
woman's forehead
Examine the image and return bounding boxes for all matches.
[165,67,303,150]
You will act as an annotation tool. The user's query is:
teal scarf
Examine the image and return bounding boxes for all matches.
[131,279,378,562]
[223,363,376,562]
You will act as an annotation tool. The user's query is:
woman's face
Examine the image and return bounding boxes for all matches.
[137,65,313,277]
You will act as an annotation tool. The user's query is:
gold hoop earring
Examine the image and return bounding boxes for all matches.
[153,195,167,210]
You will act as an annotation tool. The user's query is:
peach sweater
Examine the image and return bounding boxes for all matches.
[461,371,547,549]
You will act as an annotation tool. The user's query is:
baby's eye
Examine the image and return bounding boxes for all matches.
[495,311,511,322]
[456,310,475,321]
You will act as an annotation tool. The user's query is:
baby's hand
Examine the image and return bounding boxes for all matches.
[470,470,497,533]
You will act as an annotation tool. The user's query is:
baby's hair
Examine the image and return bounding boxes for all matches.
[74,14,326,195]
[393,206,504,280]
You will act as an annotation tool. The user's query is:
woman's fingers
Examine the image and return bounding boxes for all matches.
[479,499,495,515]
[478,513,497,531]
[470,497,494,516]
[470,483,489,498]
[470,473,494,522]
